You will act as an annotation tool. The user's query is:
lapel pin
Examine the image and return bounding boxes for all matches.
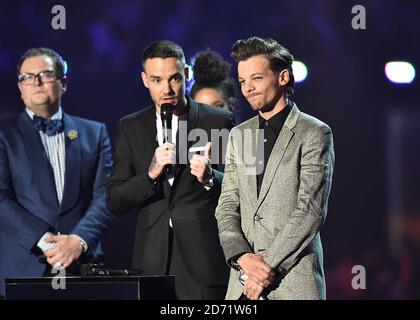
[67,130,78,140]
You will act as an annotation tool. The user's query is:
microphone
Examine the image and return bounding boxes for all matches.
[80,263,143,277]
[160,103,174,174]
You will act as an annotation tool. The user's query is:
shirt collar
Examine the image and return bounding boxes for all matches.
[258,100,292,132]
[26,107,63,121]
[155,112,187,121]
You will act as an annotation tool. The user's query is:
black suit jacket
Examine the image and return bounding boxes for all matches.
[107,97,234,287]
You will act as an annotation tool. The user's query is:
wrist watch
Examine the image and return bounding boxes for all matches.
[79,239,88,253]
[71,234,88,253]
[231,254,244,271]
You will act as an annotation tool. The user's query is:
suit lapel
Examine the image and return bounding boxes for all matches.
[143,106,159,156]
[17,112,59,219]
[59,113,81,214]
[185,97,199,151]
[256,104,300,211]
[242,117,259,210]
[148,107,174,196]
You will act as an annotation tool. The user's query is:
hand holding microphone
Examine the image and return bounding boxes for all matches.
[148,143,176,180]
[161,103,174,175]
[148,103,176,180]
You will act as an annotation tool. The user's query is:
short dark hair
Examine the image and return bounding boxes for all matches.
[142,40,185,66]
[190,50,236,106]
[17,47,67,79]
[231,37,295,96]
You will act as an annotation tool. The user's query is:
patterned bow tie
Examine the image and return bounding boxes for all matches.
[32,115,64,136]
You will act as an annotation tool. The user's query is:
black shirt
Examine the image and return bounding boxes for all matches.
[256,101,292,196]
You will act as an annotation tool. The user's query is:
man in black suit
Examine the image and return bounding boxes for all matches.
[107,40,233,299]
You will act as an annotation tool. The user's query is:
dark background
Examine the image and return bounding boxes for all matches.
[1,0,419,299]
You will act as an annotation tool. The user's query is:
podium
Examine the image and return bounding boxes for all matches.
[5,276,176,300]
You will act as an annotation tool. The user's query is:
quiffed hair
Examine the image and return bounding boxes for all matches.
[231,37,295,96]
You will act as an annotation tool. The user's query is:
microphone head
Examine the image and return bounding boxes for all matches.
[161,103,174,120]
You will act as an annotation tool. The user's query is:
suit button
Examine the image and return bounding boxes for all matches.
[254,215,262,221]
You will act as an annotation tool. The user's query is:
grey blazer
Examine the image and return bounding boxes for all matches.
[215,103,335,300]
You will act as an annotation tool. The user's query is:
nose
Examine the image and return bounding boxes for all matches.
[163,81,174,95]
[34,75,43,87]
[244,81,255,93]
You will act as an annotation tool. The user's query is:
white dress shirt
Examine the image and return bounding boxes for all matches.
[27,108,88,253]
[26,107,65,204]
[156,112,187,228]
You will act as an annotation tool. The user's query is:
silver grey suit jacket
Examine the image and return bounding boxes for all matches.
[215,103,335,300]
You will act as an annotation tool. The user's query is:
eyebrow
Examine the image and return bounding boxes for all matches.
[19,69,54,75]
[149,72,182,79]
[238,72,264,80]
[169,73,182,79]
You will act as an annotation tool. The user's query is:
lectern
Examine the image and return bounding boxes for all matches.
[5,276,176,300]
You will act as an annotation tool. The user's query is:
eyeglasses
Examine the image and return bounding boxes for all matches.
[18,70,58,86]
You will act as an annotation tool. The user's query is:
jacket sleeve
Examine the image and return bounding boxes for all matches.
[106,119,158,215]
[215,128,254,263]
[0,135,50,252]
[70,124,115,251]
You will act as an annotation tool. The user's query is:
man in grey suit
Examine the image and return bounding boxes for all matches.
[215,37,335,300]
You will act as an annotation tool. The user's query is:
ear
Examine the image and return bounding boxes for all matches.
[184,66,189,81]
[141,72,149,88]
[17,82,24,97]
[278,69,290,87]
[61,76,68,94]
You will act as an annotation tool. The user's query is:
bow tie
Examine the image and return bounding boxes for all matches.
[32,115,64,136]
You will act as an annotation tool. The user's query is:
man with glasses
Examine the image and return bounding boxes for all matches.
[0,48,114,297]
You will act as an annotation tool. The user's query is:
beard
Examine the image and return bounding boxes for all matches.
[248,90,284,113]
[248,97,272,112]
